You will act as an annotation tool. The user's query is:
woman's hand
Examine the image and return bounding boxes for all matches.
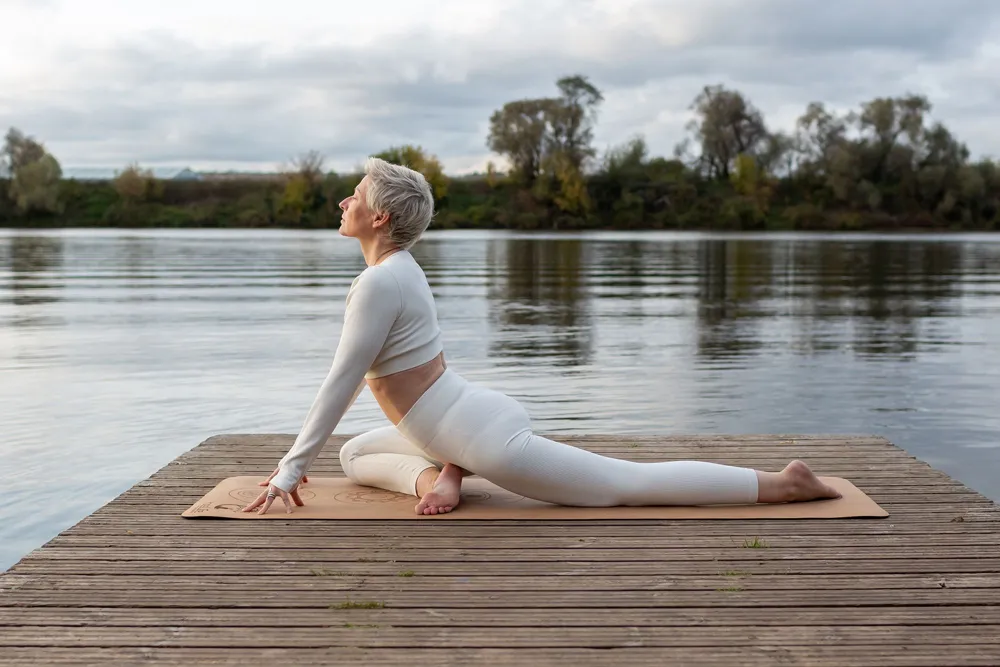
[259,467,307,487]
[242,482,304,514]
[241,467,307,515]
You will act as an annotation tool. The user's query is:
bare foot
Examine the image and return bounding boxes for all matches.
[415,463,463,515]
[757,460,842,503]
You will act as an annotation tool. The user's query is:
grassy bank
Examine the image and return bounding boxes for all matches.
[2,165,996,233]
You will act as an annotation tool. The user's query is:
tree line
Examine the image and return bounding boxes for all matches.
[2,75,998,231]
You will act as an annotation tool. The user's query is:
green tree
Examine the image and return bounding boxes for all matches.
[290,150,325,185]
[683,85,769,180]
[539,75,603,214]
[373,145,448,201]
[277,150,327,225]
[854,95,930,182]
[487,98,552,187]
[2,128,46,176]
[114,163,162,204]
[546,75,604,173]
[730,152,773,223]
[487,75,603,214]
[794,102,849,177]
[485,160,501,188]
[10,153,63,214]
[3,128,63,215]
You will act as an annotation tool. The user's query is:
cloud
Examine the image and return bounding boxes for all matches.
[1,0,998,174]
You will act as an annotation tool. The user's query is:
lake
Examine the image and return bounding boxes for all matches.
[2,228,999,570]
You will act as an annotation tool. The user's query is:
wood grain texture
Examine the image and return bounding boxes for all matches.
[3,433,999,666]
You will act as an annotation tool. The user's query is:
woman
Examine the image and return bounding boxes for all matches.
[243,158,841,516]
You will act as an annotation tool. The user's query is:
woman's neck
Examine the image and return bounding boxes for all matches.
[361,237,401,267]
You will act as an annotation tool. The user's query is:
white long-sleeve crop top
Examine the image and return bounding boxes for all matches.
[270,250,442,492]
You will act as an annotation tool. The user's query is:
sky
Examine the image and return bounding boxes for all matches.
[1,0,998,176]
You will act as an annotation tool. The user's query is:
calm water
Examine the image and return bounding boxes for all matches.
[2,228,999,570]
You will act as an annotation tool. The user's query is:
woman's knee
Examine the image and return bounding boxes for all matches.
[338,435,363,477]
[338,426,423,479]
[339,427,391,475]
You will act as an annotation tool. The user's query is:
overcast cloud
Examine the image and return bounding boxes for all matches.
[1,0,998,175]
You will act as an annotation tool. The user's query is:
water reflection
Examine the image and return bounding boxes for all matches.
[477,236,974,364]
[661,238,966,362]
[118,235,159,302]
[4,234,65,307]
[843,243,963,357]
[486,237,593,366]
[694,239,772,360]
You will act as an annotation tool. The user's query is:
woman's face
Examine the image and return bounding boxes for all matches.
[338,176,375,239]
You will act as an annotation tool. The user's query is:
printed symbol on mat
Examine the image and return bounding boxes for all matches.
[214,503,244,512]
[228,487,317,503]
[459,490,491,502]
[334,489,410,504]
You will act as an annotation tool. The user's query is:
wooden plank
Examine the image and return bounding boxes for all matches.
[55,522,1000,538]
[2,647,1000,667]
[4,573,999,593]
[78,506,1000,523]
[4,605,1000,627]
[17,545,1000,561]
[11,558,1000,576]
[43,534,1000,548]
[4,588,999,608]
[3,624,1000,648]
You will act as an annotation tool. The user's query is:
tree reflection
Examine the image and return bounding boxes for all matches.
[694,239,773,359]
[4,234,65,307]
[690,237,966,361]
[486,237,593,366]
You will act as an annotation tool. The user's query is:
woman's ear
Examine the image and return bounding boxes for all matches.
[372,211,391,230]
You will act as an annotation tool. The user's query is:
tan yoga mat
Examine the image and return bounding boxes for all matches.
[181,476,888,519]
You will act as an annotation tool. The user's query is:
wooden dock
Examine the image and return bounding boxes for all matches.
[3,433,1000,666]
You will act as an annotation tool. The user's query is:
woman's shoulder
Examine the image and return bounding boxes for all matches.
[347,261,406,311]
[351,263,397,291]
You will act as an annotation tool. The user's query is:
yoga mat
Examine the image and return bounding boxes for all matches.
[181,476,888,519]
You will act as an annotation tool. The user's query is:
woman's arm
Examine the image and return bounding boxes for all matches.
[270,266,402,492]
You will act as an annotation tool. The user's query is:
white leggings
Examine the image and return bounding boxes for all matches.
[339,369,759,506]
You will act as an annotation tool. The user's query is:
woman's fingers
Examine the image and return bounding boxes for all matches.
[258,490,277,515]
[258,467,279,487]
[254,486,295,515]
[241,489,267,512]
[246,481,301,515]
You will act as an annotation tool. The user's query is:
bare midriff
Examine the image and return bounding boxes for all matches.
[365,351,446,425]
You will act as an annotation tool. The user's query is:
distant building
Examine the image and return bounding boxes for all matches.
[170,168,202,181]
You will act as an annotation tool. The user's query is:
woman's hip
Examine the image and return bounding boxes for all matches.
[396,368,531,464]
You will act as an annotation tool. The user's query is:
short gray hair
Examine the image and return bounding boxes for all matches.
[363,157,434,250]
